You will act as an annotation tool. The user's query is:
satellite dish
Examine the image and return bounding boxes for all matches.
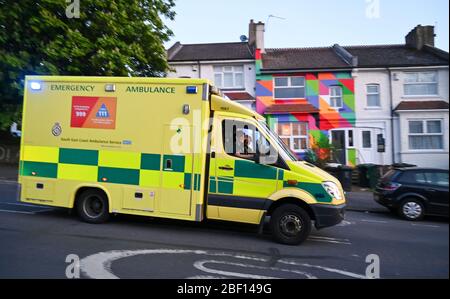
[240,35,248,42]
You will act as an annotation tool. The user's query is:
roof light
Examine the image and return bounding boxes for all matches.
[30,81,42,90]
[186,86,197,94]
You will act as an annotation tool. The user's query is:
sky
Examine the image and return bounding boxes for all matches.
[164,0,449,51]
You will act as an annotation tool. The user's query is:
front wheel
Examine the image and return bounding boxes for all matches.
[77,189,110,224]
[399,198,425,221]
[270,204,312,245]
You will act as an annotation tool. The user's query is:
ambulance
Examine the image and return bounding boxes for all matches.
[19,76,346,245]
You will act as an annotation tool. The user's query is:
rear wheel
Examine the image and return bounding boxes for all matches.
[77,189,110,224]
[270,204,312,245]
[399,198,424,221]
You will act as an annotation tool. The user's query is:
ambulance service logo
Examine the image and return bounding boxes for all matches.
[52,122,62,136]
[71,96,117,129]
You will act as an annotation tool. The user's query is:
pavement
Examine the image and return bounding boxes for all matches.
[0,180,448,279]
[0,164,17,181]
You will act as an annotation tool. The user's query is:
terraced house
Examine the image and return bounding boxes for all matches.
[167,21,449,169]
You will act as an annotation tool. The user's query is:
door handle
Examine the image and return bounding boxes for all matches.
[219,165,234,171]
[426,188,437,192]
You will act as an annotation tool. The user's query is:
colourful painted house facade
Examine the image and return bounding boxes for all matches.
[255,49,357,166]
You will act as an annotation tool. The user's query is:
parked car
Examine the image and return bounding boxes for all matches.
[374,168,449,220]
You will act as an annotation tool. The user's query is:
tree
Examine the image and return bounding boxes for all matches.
[0,0,176,129]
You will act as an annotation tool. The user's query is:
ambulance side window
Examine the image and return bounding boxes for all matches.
[221,120,279,165]
[222,120,256,161]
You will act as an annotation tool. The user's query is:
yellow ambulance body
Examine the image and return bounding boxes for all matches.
[19,76,346,245]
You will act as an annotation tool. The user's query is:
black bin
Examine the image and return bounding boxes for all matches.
[325,165,353,192]
[357,164,381,189]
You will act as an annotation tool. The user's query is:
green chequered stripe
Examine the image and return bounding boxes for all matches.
[98,167,140,185]
[184,173,201,191]
[209,176,217,193]
[141,153,161,170]
[283,181,332,203]
[163,155,185,172]
[20,148,202,191]
[59,148,98,166]
[234,160,277,180]
[20,161,58,178]
[217,176,234,194]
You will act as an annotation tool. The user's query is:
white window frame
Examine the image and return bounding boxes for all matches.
[329,86,343,109]
[275,122,309,153]
[403,71,439,97]
[407,119,444,151]
[366,84,381,108]
[273,76,305,100]
[213,65,244,89]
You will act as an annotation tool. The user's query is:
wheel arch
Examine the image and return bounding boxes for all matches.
[71,184,112,212]
[397,193,429,210]
[265,197,316,221]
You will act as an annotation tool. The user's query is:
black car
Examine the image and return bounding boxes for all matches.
[374,168,449,220]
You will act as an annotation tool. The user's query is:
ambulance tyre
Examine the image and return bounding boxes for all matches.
[77,189,110,224]
[270,204,311,245]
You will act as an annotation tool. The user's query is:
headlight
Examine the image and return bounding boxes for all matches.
[322,181,342,200]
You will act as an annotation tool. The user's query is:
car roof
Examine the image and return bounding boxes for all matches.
[394,167,448,172]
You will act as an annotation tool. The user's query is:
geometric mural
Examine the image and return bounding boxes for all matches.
[255,50,356,166]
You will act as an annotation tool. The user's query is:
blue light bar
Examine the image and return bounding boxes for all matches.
[186,86,197,94]
[30,81,42,90]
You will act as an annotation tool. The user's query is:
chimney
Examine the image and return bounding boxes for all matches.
[248,19,265,53]
[405,25,435,50]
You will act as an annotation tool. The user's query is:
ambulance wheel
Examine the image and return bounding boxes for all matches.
[77,189,110,224]
[270,204,311,245]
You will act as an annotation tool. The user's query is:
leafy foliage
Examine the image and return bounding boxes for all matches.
[0,0,176,129]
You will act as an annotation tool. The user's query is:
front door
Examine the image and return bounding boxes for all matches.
[209,116,280,224]
[360,130,376,164]
[331,130,346,165]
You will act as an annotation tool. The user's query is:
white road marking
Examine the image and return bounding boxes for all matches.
[278,260,368,279]
[0,209,35,215]
[0,202,45,208]
[80,249,367,279]
[0,180,18,185]
[194,260,316,279]
[411,223,441,228]
[361,219,388,224]
[308,236,351,245]
[0,208,53,214]
[336,220,353,226]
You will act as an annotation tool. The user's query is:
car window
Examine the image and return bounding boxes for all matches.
[425,172,449,187]
[398,171,427,184]
[381,170,400,182]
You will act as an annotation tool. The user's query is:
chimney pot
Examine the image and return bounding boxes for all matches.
[405,25,435,50]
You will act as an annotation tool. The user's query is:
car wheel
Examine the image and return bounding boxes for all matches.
[399,198,425,221]
[270,204,312,245]
[77,189,110,224]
